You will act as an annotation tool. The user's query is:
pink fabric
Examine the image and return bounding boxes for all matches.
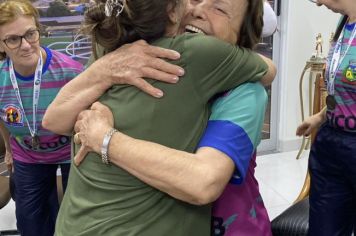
[212,154,272,236]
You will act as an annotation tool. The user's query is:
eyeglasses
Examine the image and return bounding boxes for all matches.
[308,0,318,3]
[2,29,40,49]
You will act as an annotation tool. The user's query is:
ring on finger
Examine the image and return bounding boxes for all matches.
[73,133,81,145]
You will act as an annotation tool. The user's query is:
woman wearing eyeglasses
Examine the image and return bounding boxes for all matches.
[0,0,83,235]
[296,0,356,235]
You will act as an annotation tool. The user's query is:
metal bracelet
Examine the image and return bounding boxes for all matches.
[101,128,118,165]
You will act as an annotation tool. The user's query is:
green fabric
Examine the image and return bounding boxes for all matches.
[55,33,268,236]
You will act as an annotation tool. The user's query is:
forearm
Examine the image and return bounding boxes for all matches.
[106,132,233,205]
[43,69,112,135]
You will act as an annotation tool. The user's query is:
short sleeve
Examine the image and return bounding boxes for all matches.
[197,83,268,184]
[183,34,268,102]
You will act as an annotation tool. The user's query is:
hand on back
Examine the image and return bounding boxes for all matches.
[73,102,114,166]
[89,40,185,98]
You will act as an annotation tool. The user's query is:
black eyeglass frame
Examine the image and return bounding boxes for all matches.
[2,29,40,50]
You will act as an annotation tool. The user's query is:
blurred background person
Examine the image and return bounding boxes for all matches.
[0,0,83,235]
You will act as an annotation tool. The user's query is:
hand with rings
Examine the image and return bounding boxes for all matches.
[73,102,115,166]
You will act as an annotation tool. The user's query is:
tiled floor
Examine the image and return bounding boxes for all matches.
[256,150,309,220]
[0,150,310,231]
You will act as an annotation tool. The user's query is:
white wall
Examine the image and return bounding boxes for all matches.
[276,0,340,152]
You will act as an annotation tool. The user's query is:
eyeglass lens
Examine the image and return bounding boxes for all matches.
[4,30,39,49]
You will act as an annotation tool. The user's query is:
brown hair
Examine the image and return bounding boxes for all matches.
[333,15,348,42]
[0,0,40,60]
[239,0,264,49]
[82,0,178,58]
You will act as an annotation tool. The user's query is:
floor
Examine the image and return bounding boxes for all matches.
[256,150,309,220]
[0,150,309,231]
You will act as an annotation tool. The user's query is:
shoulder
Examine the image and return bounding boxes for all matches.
[215,83,268,108]
[175,33,265,75]
[182,33,245,59]
[48,48,84,72]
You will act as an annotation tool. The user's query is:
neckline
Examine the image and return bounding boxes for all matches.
[7,47,52,81]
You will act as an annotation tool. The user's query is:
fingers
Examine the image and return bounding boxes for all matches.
[91,102,110,113]
[73,132,81,145]
[128,65,183,98]
[304,127,313,137]
[146,58,184,77]
[74,120,82,133]
[296,127,303,136]
[141,66,180,83]
[128,77,164,98]
[138,41,181,60]
[89,103,114,126]
[75,109,92,133]
[131,40,185,78]
[296,123,311,137]
[296,123,306,136]
[74,145,89,166]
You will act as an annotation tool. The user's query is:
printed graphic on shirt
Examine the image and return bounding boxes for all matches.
[199,84,272,236]
[211,214,238,236]
[2,104,24,126]
[326,22,356,132]
[342,60,356,84]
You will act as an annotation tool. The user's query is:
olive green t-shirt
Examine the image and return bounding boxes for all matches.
[55,33,268,236]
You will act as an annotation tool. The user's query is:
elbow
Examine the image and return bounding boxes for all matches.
[187,173,227,206]
[42,113,51,131]
[42,113,70,136]
[189,191,220,206]
[261,63,277,86]
[42,115,56,133]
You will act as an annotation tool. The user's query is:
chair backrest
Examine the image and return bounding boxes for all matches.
[0,176,11,209]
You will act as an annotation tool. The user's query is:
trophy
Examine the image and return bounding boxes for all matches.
[296,33,327,159]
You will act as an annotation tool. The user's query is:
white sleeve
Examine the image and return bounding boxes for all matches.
[262,1,277,37]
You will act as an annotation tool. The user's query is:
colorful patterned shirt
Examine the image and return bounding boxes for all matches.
[325,21,356,132]
[0,47,83,163]
[198,83,272,236]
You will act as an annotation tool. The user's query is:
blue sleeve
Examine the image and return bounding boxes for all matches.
[197,83,268,184]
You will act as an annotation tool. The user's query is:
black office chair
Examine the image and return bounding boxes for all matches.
[271,170,355,236]
[0,137,19,236]
[271,171,310,236]
[271,197,309,236]
[0,174,19,236]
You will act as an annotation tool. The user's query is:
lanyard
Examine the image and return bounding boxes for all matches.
[328,22,356,95]
[8,50,43,138]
